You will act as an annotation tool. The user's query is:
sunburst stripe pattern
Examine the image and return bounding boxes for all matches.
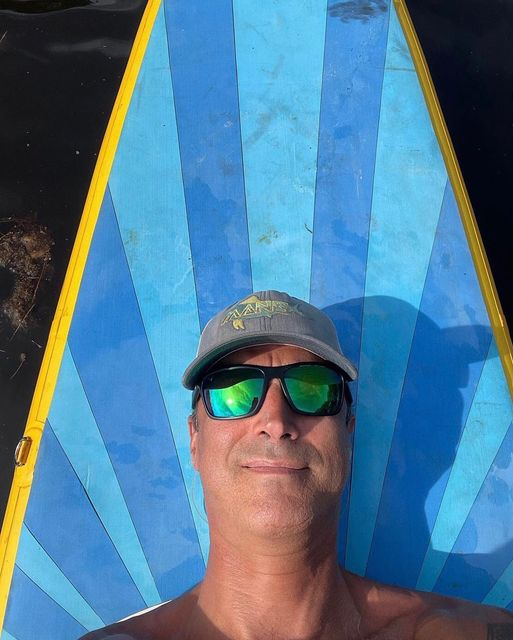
[310,0,391,559]
[436,419,513,601]
[311,0,390,315]
[5,567,86,639]
[418,339,513,591]
[14,423,145,625]
[67,187,205,599]
[108,3,210,563]
[15,525,103,629]
[232,0,326,299]
[3,0,513,637]
[164,0,252,327]
[367,181,492,587]
[49,345,160,605]
[346,2,448,576]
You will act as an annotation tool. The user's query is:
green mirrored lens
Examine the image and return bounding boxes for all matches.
[284,365,342,415]
[205,370,264,418]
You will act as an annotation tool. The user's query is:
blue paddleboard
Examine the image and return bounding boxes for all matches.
[1,0,513,637]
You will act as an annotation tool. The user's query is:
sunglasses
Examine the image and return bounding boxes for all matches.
[193,362,347,420]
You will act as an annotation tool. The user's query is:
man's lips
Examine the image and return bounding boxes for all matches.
[242,460,309,474]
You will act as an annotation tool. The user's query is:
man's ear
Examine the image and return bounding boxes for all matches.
[347,414,355,434]
[188,414,199,471]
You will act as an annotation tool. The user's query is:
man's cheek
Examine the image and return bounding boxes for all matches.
[197,435,229,482]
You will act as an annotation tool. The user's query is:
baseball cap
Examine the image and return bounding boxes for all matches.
[182,290,357,389]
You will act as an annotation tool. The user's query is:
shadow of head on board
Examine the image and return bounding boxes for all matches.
[323,295,497,590]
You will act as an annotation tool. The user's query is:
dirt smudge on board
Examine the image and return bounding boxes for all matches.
[328,0,387,23]
[257,227,278,245]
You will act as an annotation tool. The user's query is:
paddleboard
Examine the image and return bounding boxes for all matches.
[1,0,513,637]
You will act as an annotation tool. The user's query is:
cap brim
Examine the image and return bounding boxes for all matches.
[182,332,358,389]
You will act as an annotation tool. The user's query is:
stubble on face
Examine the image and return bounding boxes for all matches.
[189,346,354,544]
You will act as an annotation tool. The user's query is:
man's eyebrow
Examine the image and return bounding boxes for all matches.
[488,623,513,639]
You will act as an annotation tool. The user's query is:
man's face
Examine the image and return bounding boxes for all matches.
[189,345,355,541]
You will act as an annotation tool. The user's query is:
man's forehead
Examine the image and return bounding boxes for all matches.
[217,344,326,366]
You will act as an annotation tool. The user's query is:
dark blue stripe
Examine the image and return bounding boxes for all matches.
[434,420,513,601]
[309,0,390,563]
[23,423,143,624]
[3,566,87,640]
[310,0,390,319]
[164,0,252,327]
[68,188,205,599]
[366,182,492,587]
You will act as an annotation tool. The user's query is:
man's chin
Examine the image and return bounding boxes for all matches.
[240,495,317,538]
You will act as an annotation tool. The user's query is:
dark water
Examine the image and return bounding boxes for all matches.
[408,0,513,332]
[0,0,147,520]
[0,1,91,12]
[0,0,512,525]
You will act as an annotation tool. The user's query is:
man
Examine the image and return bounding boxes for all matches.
[81,291,513,639]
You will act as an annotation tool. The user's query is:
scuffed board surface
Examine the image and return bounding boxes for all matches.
[3,0,513,637]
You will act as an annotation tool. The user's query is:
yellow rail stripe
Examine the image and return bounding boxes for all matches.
[0,0,162,629]
[394,0,513,397]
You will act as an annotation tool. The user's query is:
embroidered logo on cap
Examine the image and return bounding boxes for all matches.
[221,294,302,330]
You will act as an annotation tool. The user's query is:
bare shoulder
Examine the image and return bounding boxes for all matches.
[78,586,200,640]
[343,570,513,640]
[344,569,430,636]
[414,595,513,640]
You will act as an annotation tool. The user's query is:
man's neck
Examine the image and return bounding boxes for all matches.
[190,528,362,640]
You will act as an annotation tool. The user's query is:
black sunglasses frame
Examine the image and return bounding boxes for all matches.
[192,362,350,420]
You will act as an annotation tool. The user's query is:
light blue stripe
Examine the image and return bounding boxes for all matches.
[49,345,160,606]
[233,0,326,299]
[345,3,447,575]
[433,421,513,601]
[1,631,18,640]
[108,5,209,562]
[3,565,88,639]
[484,561,513,607]
[16,525,104,631]
[417,338,513,591]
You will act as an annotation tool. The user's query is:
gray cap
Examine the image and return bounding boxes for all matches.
[182,290,357,389]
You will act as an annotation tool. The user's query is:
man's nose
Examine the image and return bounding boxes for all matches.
[252,379,299,440]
